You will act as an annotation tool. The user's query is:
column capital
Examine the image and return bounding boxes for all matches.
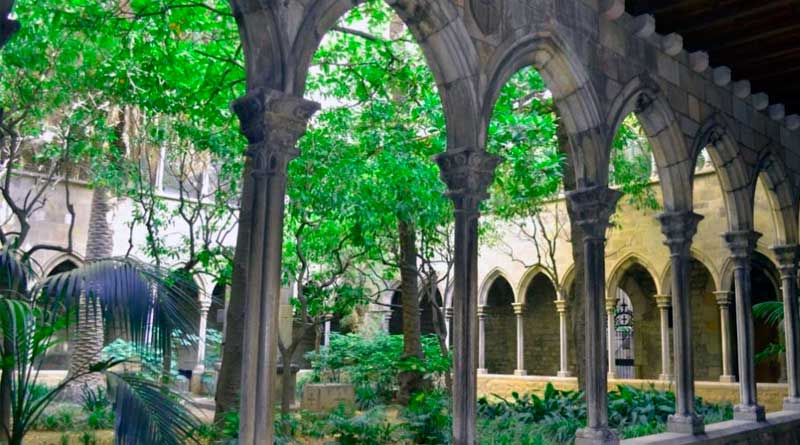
[605,297,617,313]
[232,88,320,177]
[444,307,454,318]
[655,294,672,309]
[554,299,568,313]
[772,244,799,275]
[723,231,762,264]
[512,302,526,315]
[657,211,703,256]
[565,186,621,240]
[477,305,488,318]
[434,148,501,213]
[714,290,733,307]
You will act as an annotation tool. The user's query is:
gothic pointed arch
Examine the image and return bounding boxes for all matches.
[478,267,516,306]
[752,147,799,245]
[515,264,556,303]
[607,252,663,299]
[659,248,721,295]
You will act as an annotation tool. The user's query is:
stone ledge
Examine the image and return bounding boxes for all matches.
[621,411,800,445]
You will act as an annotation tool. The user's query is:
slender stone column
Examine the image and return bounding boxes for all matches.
[477,306,488,374]
[233,89,319,445]
[191,302,211,394]
[605,296,617,380]
[724,231,766,422]
[555,299,571,377]
[513,302,527,376]
[567,186,621,445]
[658,211,704,434]
[381,311,392,334]
[714,291,737,383]
[445,307,454,349]
[434,148,500,445]
[655,295,673,381]
[773,245,800,410]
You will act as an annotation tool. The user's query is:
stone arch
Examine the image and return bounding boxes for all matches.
[611,263,660,379]
[752,147,798,245]
[692,115,756,232]
[660,249,721,294]
[288,0,480,149]
[559,263,576,297]
[482,272,515,374]
[41,253,83,277]
[515,264,556,303]
[521,270,560,376]
[479,268,516,306]
[607,252,663,299]
[606,75,693,212]
[482,30,606,186]
[230,0,292,91]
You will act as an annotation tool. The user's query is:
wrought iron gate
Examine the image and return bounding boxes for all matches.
[614,295,635,378]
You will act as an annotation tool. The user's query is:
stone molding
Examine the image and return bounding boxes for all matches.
[511,302,525,315]
[554,299,568,313]
[477,305,488,318]
[714,290,733,307]
[605,297,617,313]
[724,231,762,264]
[565,186,621,241]
[434,148,501,212]
[657,211,703,257]
[655,294,672,309]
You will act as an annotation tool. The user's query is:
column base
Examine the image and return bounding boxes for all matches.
[658,373,673,381]
[477,368,488,375]
[733,404,766,422]
[557,370,572,378]
[513,369,527,376]
[719,375,737,383]
[574,427,619,445]
[783,397,800,411]
[607,372,617,380]
[667,414,704,434]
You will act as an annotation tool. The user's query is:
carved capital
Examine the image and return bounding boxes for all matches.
[434,148,501,212]
[477,305,488,318]
[655,294,672,309]
[657,211,703,257]
[554,299,568,313]
[565,186,621,240]
[232,88,320,177]
[512,302,525,315]
[444,307,454,319]
[714,291,732,307]
[723,231,762,265]
[605,297,617,313]
[772,244,799,277]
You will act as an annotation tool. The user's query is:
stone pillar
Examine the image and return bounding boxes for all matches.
[567,186,621,445]
[512,302,526,376]
[555,299,571,377]
[724,231,766,422]
[655,295,672,381]
[658,211,704,434]
[773,245,800,410]
[191,301,211,394]
[605,296,617,380]
[233,89,319,445]
[381,311,392,334]
[714,291,737,383]
[445,307,454,349]
[477,306,488,374]
[434,148,500,445]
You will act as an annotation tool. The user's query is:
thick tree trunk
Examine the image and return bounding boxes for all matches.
[214,161,254,421]
[397,218,426,404]
[559,128,586,391]
[62,185,113,400]
[278,343,299,415]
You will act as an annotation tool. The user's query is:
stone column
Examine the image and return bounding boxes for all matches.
[714,291,737,383]
[773,245,800,410]
[605,296,617,380]
[445,307,454,349]
[434,148,500,445]
[512,302,526,376]
[191,301,211,394]
[233,89,319,445]
[477,306,488,374]
[655,295,672,381]
[658,211,704,434]
[555,299,571,377]
[381,311,392,334]
[567,186,621,445]
[724,231,766,422]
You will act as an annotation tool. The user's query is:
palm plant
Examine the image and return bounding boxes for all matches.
[0,250,204,445]
[753,301,785,362]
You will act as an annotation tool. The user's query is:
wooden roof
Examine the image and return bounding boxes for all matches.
[627,0,800,115]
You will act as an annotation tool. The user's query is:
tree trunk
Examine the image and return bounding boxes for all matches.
[397,218,426,404]
[214,160,254,421]
[559,127,586,391]
[62,185,113,400]
[278,342,299,415]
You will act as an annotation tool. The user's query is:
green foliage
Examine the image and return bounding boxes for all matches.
[753,301,786,362]
[402,390,452,445]
[306,333,451,408]
[81,387,114,430]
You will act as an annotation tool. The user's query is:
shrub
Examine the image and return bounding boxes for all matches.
[402,390,452,445]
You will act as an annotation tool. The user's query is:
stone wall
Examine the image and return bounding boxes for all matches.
[523,274,559,376]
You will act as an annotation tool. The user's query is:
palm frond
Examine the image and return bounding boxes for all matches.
[37,257,200,357]
[0,248,29,295]
[753,301,784,329]
[109,372,203,445]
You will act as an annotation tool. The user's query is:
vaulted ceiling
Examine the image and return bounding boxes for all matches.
[627,0,800,115]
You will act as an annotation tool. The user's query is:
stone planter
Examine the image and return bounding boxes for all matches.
[301,383,355,412]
